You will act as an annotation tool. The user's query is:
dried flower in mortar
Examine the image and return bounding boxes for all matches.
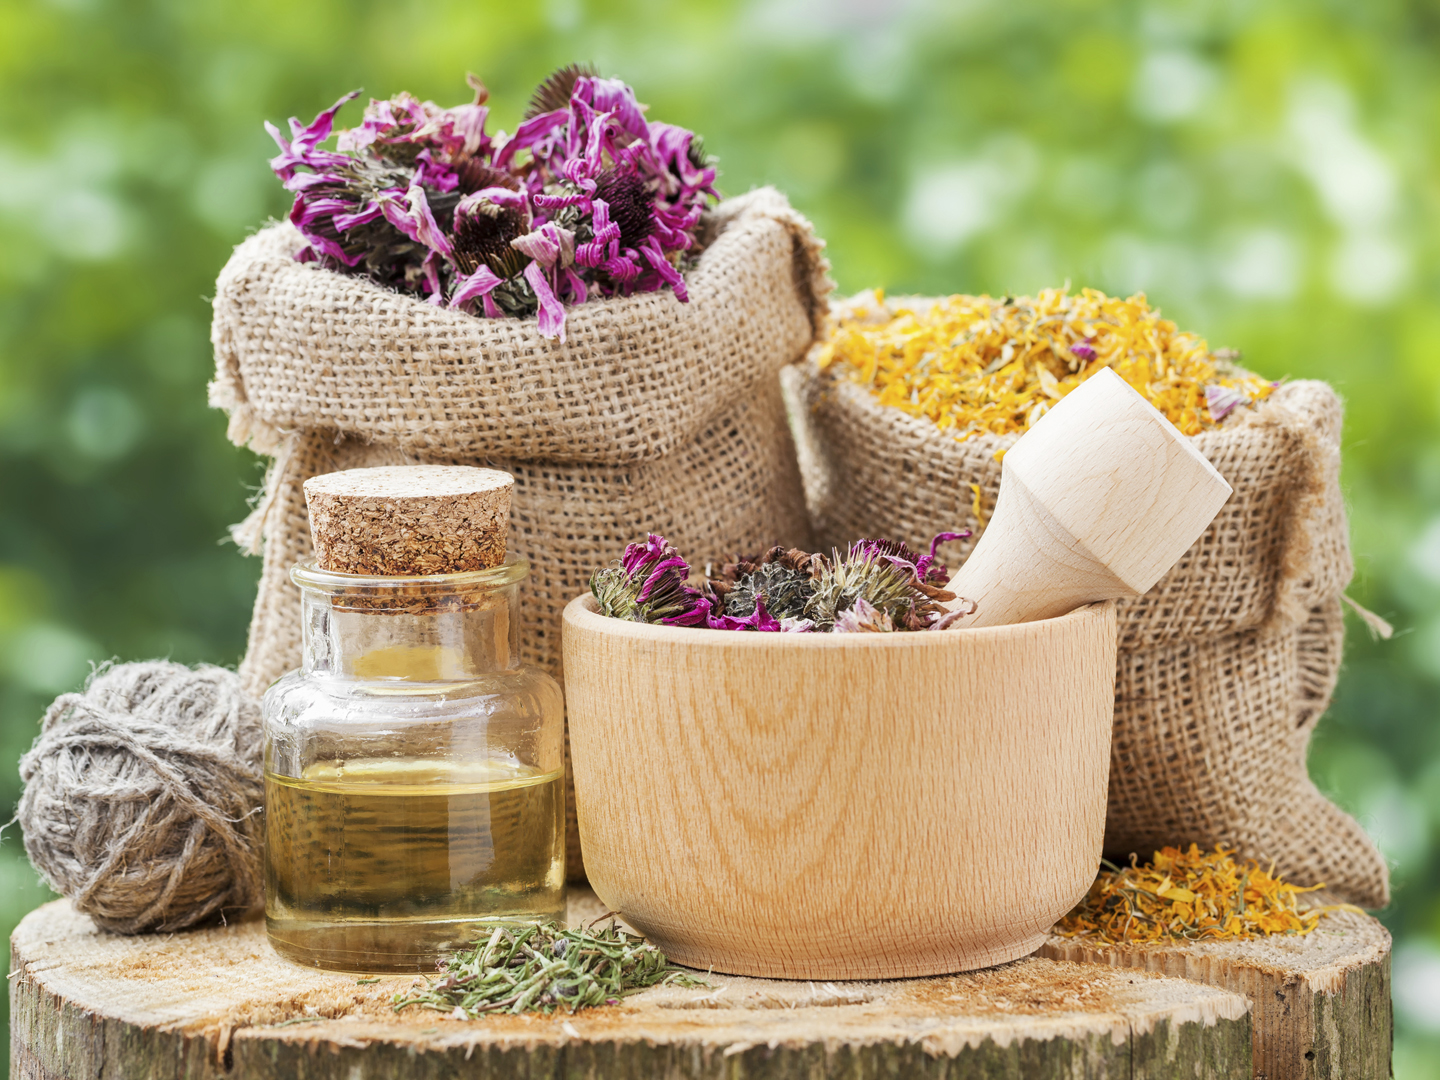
[1053,844,1366,945]
[816,287,1278,437]
[391,918,704,1017]
[710,545,829,624]
[806,534,969,631]
[265,65,719,341]
[589,534,712,626]
[592,532,973,632]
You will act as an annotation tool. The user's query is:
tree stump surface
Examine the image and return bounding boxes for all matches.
[1040,897,1391,1080]
[11,889,1251,1080]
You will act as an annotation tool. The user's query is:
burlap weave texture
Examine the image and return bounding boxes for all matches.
[215,191,829,882]
[788,360,1388,908]
[211,189,830,465]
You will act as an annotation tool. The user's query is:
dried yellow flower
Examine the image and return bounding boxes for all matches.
[815,287,1275,438]
[1053,844,1364,945]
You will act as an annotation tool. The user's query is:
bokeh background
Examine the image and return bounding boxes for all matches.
[1,0,1437,1070]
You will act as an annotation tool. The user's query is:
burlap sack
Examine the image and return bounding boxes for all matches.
[211,188,832,465]
[788,361,1389,908]
[212,190,830,881]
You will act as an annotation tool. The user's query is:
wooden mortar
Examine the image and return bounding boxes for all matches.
[561,595,1118,980]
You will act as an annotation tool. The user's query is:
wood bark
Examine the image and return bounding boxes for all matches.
[1041,899,1391,1080]
[11,890,1250,1080]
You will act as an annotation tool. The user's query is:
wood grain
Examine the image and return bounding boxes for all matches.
[945,367,1233,628]
[562,595,1118,979]
[10,888,1252,1080]
[1042,898,1392,1080]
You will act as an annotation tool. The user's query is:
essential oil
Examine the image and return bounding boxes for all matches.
[264,756,565,972]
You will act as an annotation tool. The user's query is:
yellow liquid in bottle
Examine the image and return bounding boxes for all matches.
[264,757,565,972]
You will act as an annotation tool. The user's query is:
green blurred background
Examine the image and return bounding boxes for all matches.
[1,0,1437,1071]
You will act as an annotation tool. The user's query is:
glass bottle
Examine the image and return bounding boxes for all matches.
[262,558,566,973]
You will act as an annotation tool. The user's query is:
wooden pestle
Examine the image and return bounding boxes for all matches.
[942,368,1233,629]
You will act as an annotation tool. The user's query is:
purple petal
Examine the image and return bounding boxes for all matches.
[378,184,454,261]
[832,597,893,633]
[928,531,972,560]
[513,223,575,269]
[1206,385,1248,423]
[458,187,529,213]
[533,189,593,213]
[708,597,782,632]
[637,555,690,602]
[414,149,459,193]
[580,76,650,142]
[421,251,444,304]
[447,103,490,157]
[639,236,688,303]
[266,91,360,180]
[601,251,643,283]
[659,591,714,627]
[560,267,588,306]
[621,534,670,575]
[289,195,354,229]
[281,170,351,194]
[577,198,622,267]
[512,227,559,267]
[648,121,719,200]
[449,263,505,311]
[524,260,567,342]
[293,225,357,266]
[332,201,383,231]
[493,110,568,170]
[650,204,701,249]
[337,97,400,152]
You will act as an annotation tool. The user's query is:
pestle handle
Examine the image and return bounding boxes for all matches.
[943,368,1232,629]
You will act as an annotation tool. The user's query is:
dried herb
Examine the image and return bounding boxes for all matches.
[592,532,973,632]
[804,535,967,631]
[589,534,712,626]
[265,66,719,341]
[1054,844,1366,945]
[817,288,1277,437]
[712,545,827,623]
[391,919,705,1017]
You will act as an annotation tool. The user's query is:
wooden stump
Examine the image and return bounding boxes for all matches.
[11,889,1250,1080]
[1041,899,1391,1080]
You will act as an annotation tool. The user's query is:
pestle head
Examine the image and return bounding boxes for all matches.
[1002,368,1232,595]
[303,465,514,576]
[945,368,1233,628]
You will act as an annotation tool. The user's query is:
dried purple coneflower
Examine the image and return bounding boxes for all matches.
[710,546,828,625]
[265,66,718,341]
[589,534,712,627]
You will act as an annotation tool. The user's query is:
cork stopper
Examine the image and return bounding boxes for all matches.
[303,466,513,576]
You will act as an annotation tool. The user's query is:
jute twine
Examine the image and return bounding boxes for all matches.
[788,355,1389,909]
[18,661,264,934]
[211,188,830,882]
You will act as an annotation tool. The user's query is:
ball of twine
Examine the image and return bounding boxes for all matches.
[18,660,265,934]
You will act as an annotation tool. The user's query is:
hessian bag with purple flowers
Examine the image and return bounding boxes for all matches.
[211,189,832,881]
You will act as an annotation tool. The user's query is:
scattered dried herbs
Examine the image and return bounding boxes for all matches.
[589,532,974,631]
[1054,844,1366,945]
[391,919,704,1017]
[817,288,1277,438]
